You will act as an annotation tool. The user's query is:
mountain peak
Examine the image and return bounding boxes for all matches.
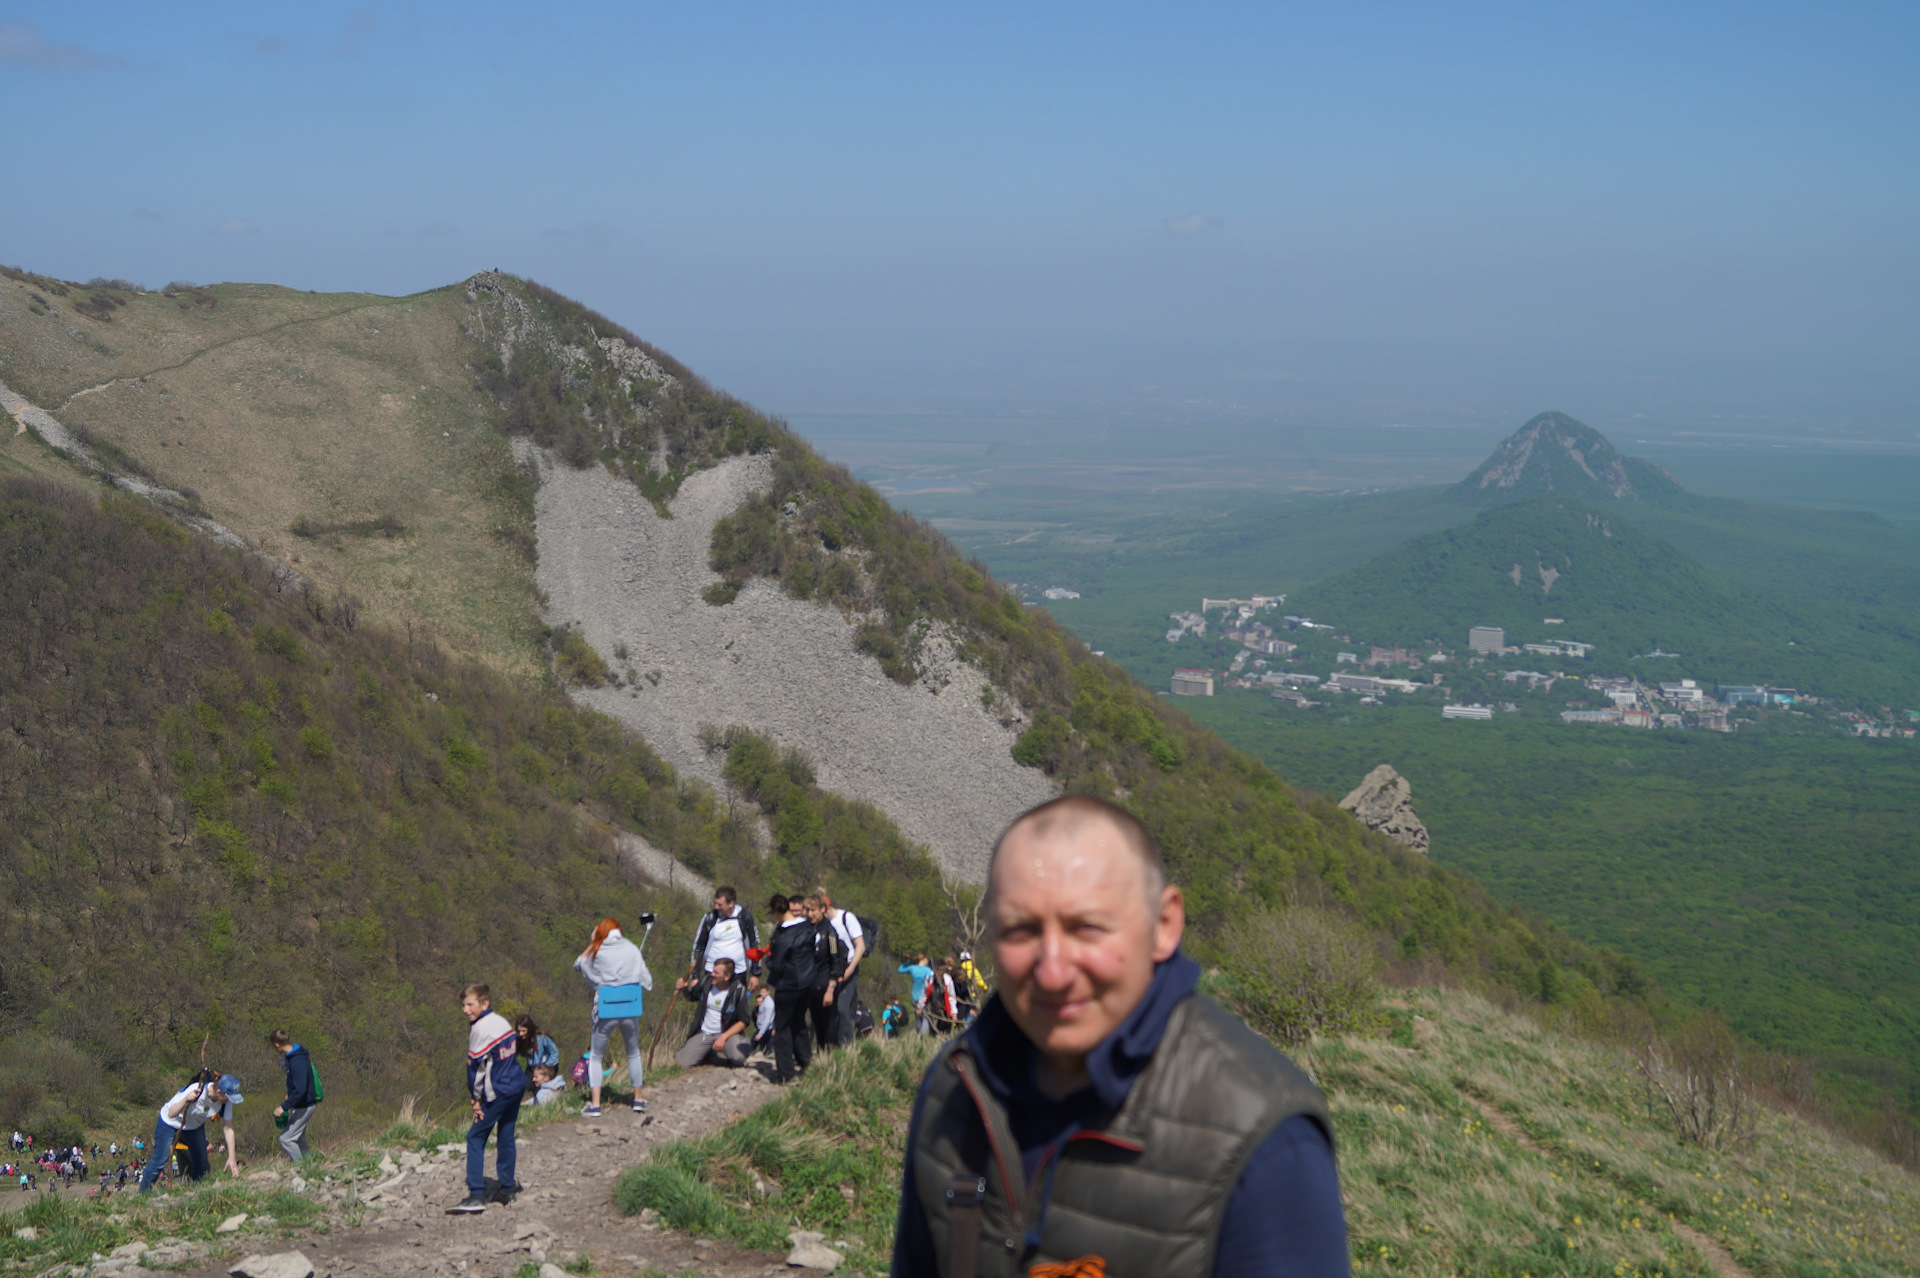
[1454,411,1683,507]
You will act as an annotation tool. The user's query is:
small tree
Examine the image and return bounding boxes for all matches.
[941,869,990,983]
[1632,1011,1756,1151]
[1217,906,1380,1045]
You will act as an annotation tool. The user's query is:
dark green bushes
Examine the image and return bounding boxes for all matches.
[0,477,755,1145]
[705,726,954,967]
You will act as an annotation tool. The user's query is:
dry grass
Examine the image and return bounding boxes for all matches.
[1321,990,1918,1276]
[0,275,542,676]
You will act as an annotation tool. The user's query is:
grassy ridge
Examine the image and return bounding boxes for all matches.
[618,990,1920,1277]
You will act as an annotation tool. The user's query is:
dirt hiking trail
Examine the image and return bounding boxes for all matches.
[167,1063,801,1278]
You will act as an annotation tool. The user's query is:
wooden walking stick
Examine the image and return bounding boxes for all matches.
[646,961,697,1071]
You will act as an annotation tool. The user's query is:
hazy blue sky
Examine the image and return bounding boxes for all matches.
[5,2,1917,433]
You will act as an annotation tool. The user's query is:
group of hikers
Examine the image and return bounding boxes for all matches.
[449,883,919,1213]
[462,796,1354,1274]
[28,793,1355,1271]
[6,1028,319,1199]
[6,1133,115,1193]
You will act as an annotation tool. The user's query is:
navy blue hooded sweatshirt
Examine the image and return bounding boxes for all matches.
[891,951,1350,1277]
[281,1044,319,1110]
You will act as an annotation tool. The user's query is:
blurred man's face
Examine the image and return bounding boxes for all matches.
[461,993,486,1020]
[990,813,1183,1072]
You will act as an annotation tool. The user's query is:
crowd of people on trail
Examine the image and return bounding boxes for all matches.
[17,794,1357,1271]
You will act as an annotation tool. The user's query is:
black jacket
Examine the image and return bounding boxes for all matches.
[766,917,823,994]
[690,905,762,974]
[679,975,752,1041]
[281,1045,319,1110]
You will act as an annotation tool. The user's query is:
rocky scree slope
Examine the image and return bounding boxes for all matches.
[526,443,1052,882]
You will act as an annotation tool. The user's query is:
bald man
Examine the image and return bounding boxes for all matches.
[892,795,1349,1277]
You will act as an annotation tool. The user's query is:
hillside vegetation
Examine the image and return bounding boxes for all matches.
[0,475,754,1152]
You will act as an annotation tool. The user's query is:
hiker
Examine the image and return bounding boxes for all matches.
[527,1064,567,1107]
[815,887,868,1045]
[573,916,653,1117]
[139,1072,242,1192]
[748,975,776,1054]
[673,957,753,1068]
[928,957,961,1034]
[892,794,1349,1276]
[880,998,908,1039]
[267,1029,321,1163]
[450,982,526,1214]
[898,953,935,1034]
[689,886,760,976]
[805,893,850,1052]
[958,950,987,1007]
[514,1015,560,1072]
[764,893,826,1084]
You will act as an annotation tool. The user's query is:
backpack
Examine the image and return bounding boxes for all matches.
[310,1059,324,1103]
[818,921,847,982]
[852,1003,875,1037]
[855,914,880,957]
[570,1054,590,1086]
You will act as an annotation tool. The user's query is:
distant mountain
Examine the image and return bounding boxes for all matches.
[1454,411,1686,507]
[1282,493,1920,702]
[1290,495,1749,657]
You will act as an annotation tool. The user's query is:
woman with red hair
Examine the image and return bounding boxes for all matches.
[572,917,653,1117]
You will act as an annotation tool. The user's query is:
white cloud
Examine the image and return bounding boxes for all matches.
[1163,211,1223,237]
[0,20,105,70]
[212,218,259,236]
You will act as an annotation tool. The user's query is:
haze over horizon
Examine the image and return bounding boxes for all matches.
[5,2,1917,492]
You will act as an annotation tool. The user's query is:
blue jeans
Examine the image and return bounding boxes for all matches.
[138,1117,205,1192]
[465,1089,524,1195]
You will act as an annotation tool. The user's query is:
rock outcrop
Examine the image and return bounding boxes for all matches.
[1339,764,1429,854]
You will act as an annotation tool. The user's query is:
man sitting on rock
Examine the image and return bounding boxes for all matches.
[674,957,753,1069]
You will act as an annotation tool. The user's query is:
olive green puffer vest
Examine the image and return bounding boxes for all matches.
[910,993,1331,1278]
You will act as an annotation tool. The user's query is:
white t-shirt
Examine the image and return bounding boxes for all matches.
[160,1084,234,1132]
[700,986,731,1036]
[828,910,864,962]
[703,908,748,972]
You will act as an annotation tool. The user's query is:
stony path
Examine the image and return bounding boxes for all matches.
[170,1063,800,1278]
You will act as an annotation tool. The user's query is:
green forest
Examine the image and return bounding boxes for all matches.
[1178,694,1920,1129]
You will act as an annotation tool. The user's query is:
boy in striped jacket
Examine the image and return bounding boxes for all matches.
[449,982,527,1214]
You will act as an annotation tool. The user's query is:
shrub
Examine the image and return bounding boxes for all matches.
[1632,1011,1756,1151]
[1215,905,1381,1045]
[553,628,610,686]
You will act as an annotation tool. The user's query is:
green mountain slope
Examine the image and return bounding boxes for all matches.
[1285,493,1920,706]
